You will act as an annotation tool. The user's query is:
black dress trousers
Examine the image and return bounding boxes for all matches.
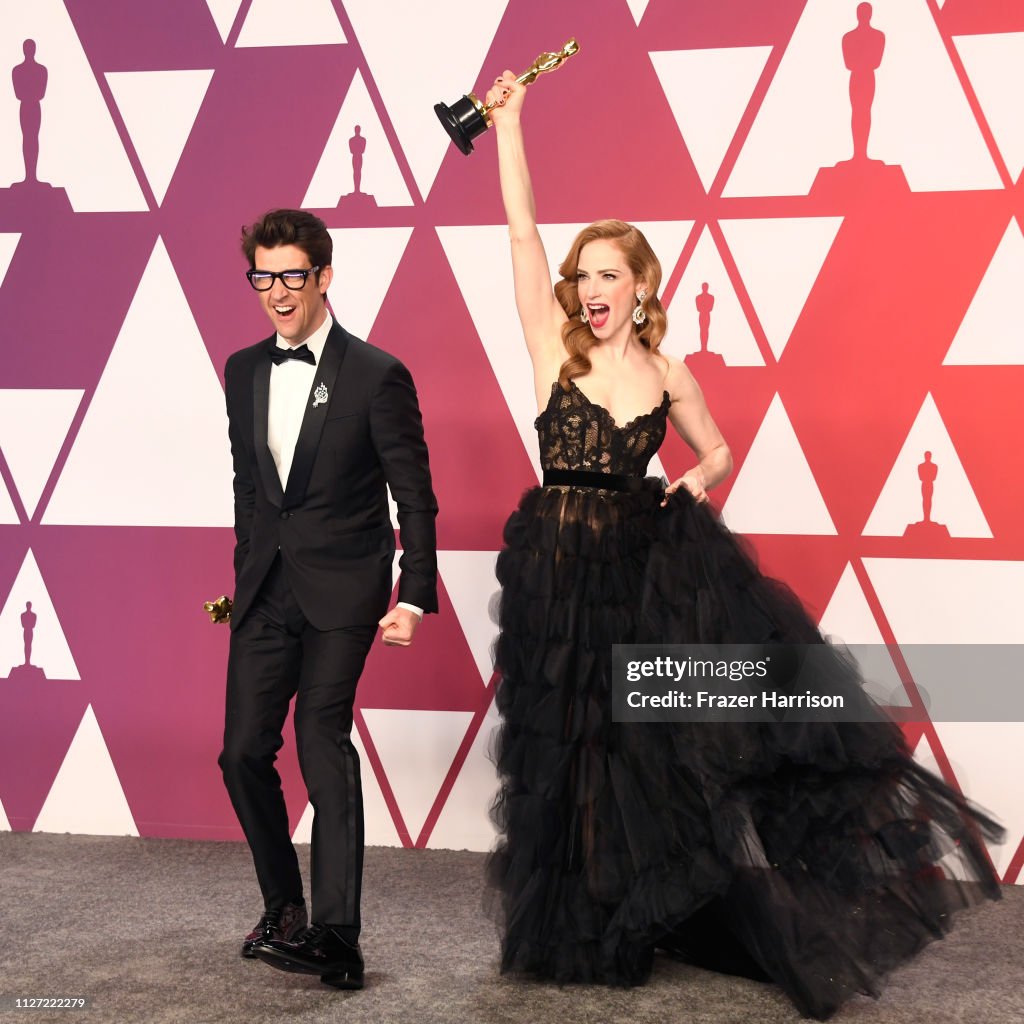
[219,556,375,934]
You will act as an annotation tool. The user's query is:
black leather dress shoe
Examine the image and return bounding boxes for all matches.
[253,923,364,989]
[240,902,307,959]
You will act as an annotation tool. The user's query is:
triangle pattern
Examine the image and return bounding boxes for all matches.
[721,394,836,534]
[236,0,347,47]
[105,70,214,205]
[33,705,139,836]
[204,0,245,43]
[0,390,83,519]
[437,551,500,686]
[927,722,1023,876]
[818,563,910,706]
[863,558,1024,644]
[719,218,842,360]
[343,0,510,199]
[44,238,234,527]
[625,0,653,27]
[862,393,992,537]
[0,548,79,680]
[0,2,146,210]
[360,708,473,843]
[427,701,500,851]
[944,219,1024,365]
[649,47,772,192]
[326,227,413,341]
[663,226,764,366]
[0,233,19,288]
[724,0,999,196]
[292,724,401,846]
[0,475,17,525]
[953,32,1024,181]
[0,796,9,831]
[303,69,413,208]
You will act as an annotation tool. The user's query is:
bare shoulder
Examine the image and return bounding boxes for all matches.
[660,354,702,403]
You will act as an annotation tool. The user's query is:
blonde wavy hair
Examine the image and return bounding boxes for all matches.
[552,219,667,389]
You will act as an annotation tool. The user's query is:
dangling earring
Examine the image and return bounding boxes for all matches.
[580,307,589,324]
[632,291,647,326]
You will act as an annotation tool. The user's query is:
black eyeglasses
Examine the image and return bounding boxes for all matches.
[246,266,321,291]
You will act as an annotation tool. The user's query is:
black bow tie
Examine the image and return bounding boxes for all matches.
[269,344,316,366]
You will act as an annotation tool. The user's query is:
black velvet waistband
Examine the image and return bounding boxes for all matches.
[542,469,646,493]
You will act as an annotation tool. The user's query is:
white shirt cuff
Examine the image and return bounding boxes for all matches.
[396,602,423,619]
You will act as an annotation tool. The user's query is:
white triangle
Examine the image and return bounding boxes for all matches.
[719,218,842,360]
[818,563,910,706]
[0,390,82,519]
[925,723,1022,876]
[205,0,244,43]
[646,452,668,482]
[862,394,991,537]
[360,708,473,843]
[44,238,234,527]
[819,563,886,644]
[625,0,652,26]
[236,0,347,47]
[344,0,510,199]
[427,701,500,851]
[720,393,836,534]
[105,70,214,205]
[944,219,1024,366]
[0,2,147,210]
[724,0,1000,196]
[650,47,772,192]
[387,485,400,535]
[0,796,9,831]
[437,551,500,686]
[33,705,139,836]
[438,221,693,479]
[326,227,413,340]
[0,475,17,524]
[0,233,19,287]
[292,724,402,846]
[954,33,1024,182]
[663,227,764,366]
[0,548,79,680]
[863,558,1024,645]
[303,70,413,208]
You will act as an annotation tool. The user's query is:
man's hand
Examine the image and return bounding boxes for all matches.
[378,606,420,647]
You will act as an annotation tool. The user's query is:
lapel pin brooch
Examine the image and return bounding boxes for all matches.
[312,382,329,408]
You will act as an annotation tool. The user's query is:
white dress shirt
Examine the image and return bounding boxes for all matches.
[268,313,332,489]
[268,313,421,620]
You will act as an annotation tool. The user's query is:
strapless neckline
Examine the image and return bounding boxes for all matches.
[538,380,670,432]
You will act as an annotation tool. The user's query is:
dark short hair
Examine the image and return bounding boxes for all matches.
[241,209,333,271]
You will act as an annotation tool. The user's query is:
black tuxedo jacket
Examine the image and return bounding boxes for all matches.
[224,321,438,631]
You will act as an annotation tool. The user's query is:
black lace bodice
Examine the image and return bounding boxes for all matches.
[535,381,670,476]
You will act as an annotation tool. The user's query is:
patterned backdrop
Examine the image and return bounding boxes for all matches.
[0,0,1022,883]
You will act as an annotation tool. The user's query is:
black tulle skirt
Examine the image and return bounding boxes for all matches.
[487,478,1003,1020]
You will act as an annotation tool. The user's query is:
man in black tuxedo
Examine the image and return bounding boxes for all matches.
[219,209,437,989]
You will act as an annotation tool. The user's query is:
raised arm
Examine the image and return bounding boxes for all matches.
[486,71,567,367]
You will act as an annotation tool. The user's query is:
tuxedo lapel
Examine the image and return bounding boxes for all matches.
[252,338,284,507]
[282,322,350,510]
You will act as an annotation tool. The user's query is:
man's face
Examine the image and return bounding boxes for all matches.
[252,244,333,346]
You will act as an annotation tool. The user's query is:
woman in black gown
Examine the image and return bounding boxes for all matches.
[481,71,1003,1020]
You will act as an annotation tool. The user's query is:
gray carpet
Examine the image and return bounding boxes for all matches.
[2,832,1021,1024]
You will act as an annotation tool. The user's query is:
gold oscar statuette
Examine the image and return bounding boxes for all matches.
[203,595,233,624]
[434,38,580,155]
